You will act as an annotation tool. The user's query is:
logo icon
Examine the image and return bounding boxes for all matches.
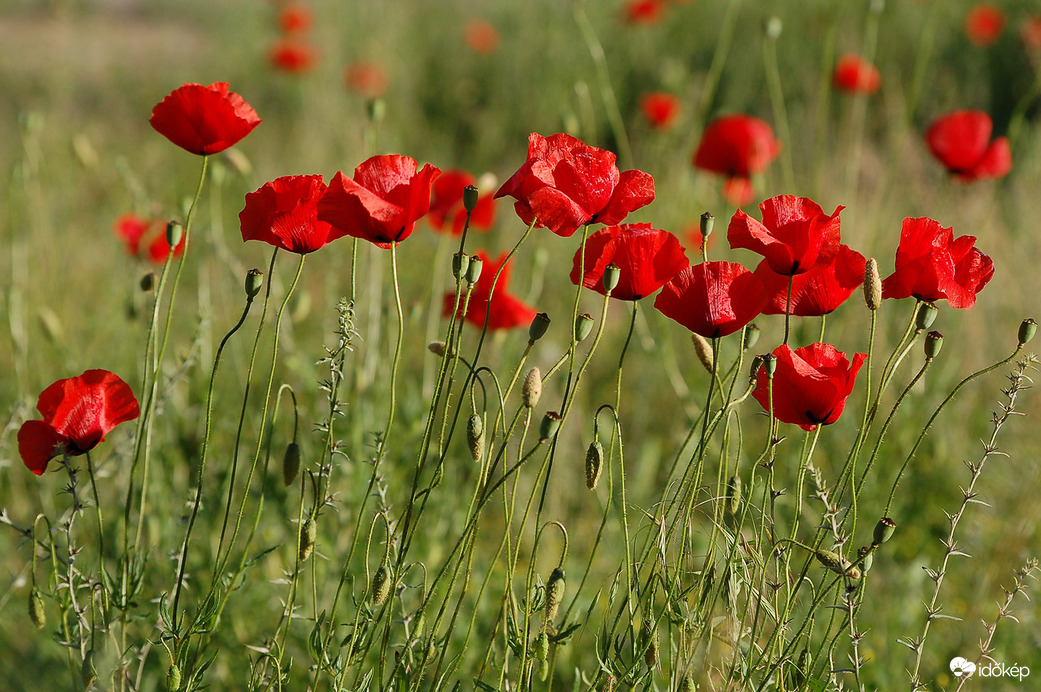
[951,657,977,677]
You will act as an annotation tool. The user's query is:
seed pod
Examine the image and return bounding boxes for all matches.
[858,546,874,574]
[165,220,184,249]
[691,333,714,372]
[140,271,156,292]
[539,412,561,442]
[467,414,485,463]
[298,518,316,562]
[640,620,659,668]
[872,517,896,545]
[864,258,882,311]
[528,312,551,343]
[282,442,301,487]
[574,313,594,342]
[924,330,943,360]
[544,568,566,621]
[602,263,621,293]
[28,587,45,629]
[1018,318,1037,346]
[916,302,938,330]
[452,252,469,280]
[370,564,392,606]
[535,631,550,661]
[463,185,479,213]
[465,255,484,285]
[166,662,182,691]
[245,268,264,299]
[585,440,604,490]
[743,323,761,350]
[522,367,542,408]
[726,475,742,517]
[81,649,97,689]
[700,211,715,239]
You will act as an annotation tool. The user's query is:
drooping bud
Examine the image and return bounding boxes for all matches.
[700,211,715,239]
[544,568,566,620]
[602,263,621,293]
[691,333,714,372]
[529,312,551,343]
[864,258,882,311]
[462,184,479,213]
[298,518,316,562]
[81,649,97,689]
[815,549,861,579]
[282,442,301,487]
[726,475,742,517]
[245,268,264,299]
[165,220,184,250]
[428,341,454,358]
[28,587,45,629]
[916,302,938,330]
[166,662,182,691]
[467,414,485,463]
[140,271,156,292]
[1018,318,1037,346]
[640,620,659,668]
[452,252,469,281]
[858,546,874,575]
[924,330,943,360]
[743,323,761,350]
[872,517,896,545]
[465,255,484,285]
[522,368,543,408]
[370,564,392,606]
[585,440,604,490]
[539,412,562,441]
[574,313,594,342]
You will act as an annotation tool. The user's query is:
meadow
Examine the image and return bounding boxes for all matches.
[1,0,1040,690]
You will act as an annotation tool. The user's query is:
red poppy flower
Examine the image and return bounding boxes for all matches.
[344,61,388,98]
[640,92,681,130]
[881,217,994,309]
[754,244,867,316]
[624,0,666,24]
[318,155,441,248]
[832,54,881,94]
[495,132,655,238]
[240,175,342,254]
[924,111,1011,182]
[114,213,186,263]
[966,3,1005,47]
[464,19,500,54]
[752,343,866,431]
[149,82,261,156]
[18,369,140,475]
[428,170,496,236]
[443,250,538,330]
[270,39,318,73]
[654,261,767,338]
[727,195,843,276]
[1022,16,1041,53]
[693,115,780,205]
[571,223,688,301]
[278,2,313,33]
[722,177,754,207]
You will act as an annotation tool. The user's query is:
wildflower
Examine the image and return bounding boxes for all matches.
[624,0,666,24]
[640,92,681,130]
[881,216,994,309]
[495,132,655,238]
[753,244,867,316]
[728,195,843,276]
[832,54,881,94]
[269,39,318,73]
[1022,16,1041,53]
[344,61,388,98]
[18,370,140,475]
[149,82,261,155]
[924,110,1011,181]
[318,155,441,248]
[965,3,1005,47]
[278,2,313,33]
[464,19,499,54]
[442,250,538,329]
[752,343,866,431]
[570,223,688,300]
[114,213,186,263]
[240,175,343,254]
[428,170,495,235]
[654,261,767,338]
[693,115,780,204]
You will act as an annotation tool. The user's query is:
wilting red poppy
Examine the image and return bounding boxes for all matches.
[624,0,666,24]
[640,92,681,130]
[832,54,881,94]
[428,169,496,236]
[752,343,866,431]
[495,132,655,238]
[270,39,318,73]
[881,216,994,309]
[571,223,688,301]
[443,250,537,329]
[240,175,343,254]
[278,2,313,33]
[318,155,441,248]
[693,115,780,205]
[754,244,866,316]
[114,213,186,263]
[728,195,843,276]
[18,369,140,475]
[654,261,767,338]
[464,19,500,54]
[924,110,1011,181]
[965,3,1005,47]
[344,61,388,98]
[149,82,261,156]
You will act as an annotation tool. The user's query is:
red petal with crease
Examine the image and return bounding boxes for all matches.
[654,261,766,338]
[753,343,866,431]
[149,82,261,155]
[571,224,688,301]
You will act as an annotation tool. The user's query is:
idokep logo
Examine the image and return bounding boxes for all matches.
[950,657,977,677]
[950,656,1031,682]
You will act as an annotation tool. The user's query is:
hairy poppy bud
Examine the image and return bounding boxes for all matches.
[864,258,882,311]
[467,414,485,463]
[815,549,861,579]
[916,302,938,330]
[463,184,479,213]
[452,252,469,281]
[523,368,543,408]
[1019,318,1037,346]
[167,663,182,691]
[726,475,742,517]
[574,313,594,342]
[245,268,264,299]
[640,620,659,668]
[700,211,715,239]
[539,411,561,441]
[298,518,316,562]
[370,564,392,606]
[858,546,874,574]
[691,333,714,372]
[585,439,604,490]
[28,587,45,629]
[602,263,621,293]
[924,330,943,360]
[743,323,761,350]
[140,271,156,292]
[529,312,551,343]
[535,631,550,661]
[872,517,896,545]
[282,442,301,487]
[545,568,565,620]
[428,341,454,358]
[465,255,484,285]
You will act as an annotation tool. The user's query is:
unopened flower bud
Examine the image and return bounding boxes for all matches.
[743,323,761,350]
[539,411,561,441]
[529,312,551,343]
[28,587,45,629]
[535,631,550,662]
[166,663,182,691]
[640,620,659,668]
[370,564,392,606]
[467,414,485,462]
[924,330,943,360]
[81,649,97,689]
[282,442,301,487]
[298,518,316,562]
[602,263,621,293]
[726,475,742,517]
[872,517,896,545]
[165,220,184,249]
[574,313,594,342]
[140,271,156,292]
[428,341,454,358]
[585,439,604,490]
[864,258,882,311]
[544,568,566,620]
[463,185,479,213]
[916,302,938,330]
[700,211,714,238]
[452,252,469,281]
[465,255,483,285]
[245,268,264,299]
[815,549,861,579]
[1018,318,1037,346]
[523,367,542,408]
[691,333,714,372]
[858,546,874,574]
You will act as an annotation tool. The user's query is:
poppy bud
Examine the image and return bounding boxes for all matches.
[858,546,874,574]
[282,442,301,487]
[539,658,550,682]
[1018,318,1037,346]
[535,631,550,661]
[544,567,565,620]
[700,211,715,239]
[140,271,156,292]
[864,258,882,311]
[370,564,392,606]
[523,367,542,408]
[81,649,97,689]
[428,341,454,358]
[916,302,938,330]
[602,263,621,293]
[815,549,860,579]
[691,333,715,373]
[924,330,943,360]
[529,312,551,343]
[765,16,782,39]
[463,184,479,213]
[245,268,264,299]
[640,620,659,668]
[726,475,742,517]
[539,412,561,441]
[465,255,484,285]
[872,516,896,545]
[167,663,182,691]
[452,252,469,281]
[467,414,485,463]
[574,313,594,342]
[585,439,604,490]
[298,518,316,562]
[743,323,761,350]
[28,587,45,629]
[165,220,184,250]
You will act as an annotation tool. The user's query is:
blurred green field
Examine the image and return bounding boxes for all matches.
[2,1,1041,690]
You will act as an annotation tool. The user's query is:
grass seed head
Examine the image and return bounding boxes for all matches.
[680,671,697,692]
[815,549,861,579]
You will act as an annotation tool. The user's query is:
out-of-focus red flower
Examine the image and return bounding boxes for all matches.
[654,261,767,338]
[318,155,441,248]
[428,170,496,236]
[495,132,655,238]
[728,195,843,276]
[925,110,1012,181]
[464,19,500,54]
[1022,16,1041,52]
[18,369,140,475]
[693,115,780,206]
[270,39,318,73]
[443,250,537,329]
[722,177,754,207]
[571,223,688,301]
[344,61,388,98]
[832,54,881,94]
[240,175,342,254]
[278,2,313,33]
[881,216,994,309]
[966,3,1006,47]
[624,0,666,24]
[754,244,867,316]
[640,92,681,130]
[114,213,186,263]
[752,343,866,431]
[149,82,261,156]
